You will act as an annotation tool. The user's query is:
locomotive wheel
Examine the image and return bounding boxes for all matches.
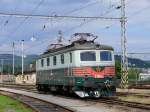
[37,84,42,91]
[93,91,101,98]
[37,84,45,94]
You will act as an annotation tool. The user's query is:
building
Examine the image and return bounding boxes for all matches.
[0,74,15,83]
[15,71,36,84]
[139,69,150,81]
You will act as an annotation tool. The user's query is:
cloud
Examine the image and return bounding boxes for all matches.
[0,0,149,56]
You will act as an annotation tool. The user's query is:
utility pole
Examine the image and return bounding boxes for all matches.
[1,59,4,75]
[12,42,15,75]
[120,0,128,89]
[21,40,24,77]
[0,59,4,82]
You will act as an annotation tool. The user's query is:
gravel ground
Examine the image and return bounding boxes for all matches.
[0,88,149,112]
[117,88,150,94]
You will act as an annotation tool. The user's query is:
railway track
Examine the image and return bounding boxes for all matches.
[97,98,150,110]
[129,85,150,89]
[0,91,73,112]
[1,83,150,111]
[1,83,150,98]
[117,92,150,98]
[0,83,37,92]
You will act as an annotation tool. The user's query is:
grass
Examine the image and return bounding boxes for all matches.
[0,94,33,112]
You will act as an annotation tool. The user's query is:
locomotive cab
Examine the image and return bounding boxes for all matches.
[72,49,116,98]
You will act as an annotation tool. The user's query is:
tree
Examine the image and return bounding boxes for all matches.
[128,68,139,80]
[115,60,121,79]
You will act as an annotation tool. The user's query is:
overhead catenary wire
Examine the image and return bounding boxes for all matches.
[62,0,135,34]
[24,1,125,52]
[23,0,102,47]
[115,52,150,55]
[1,0,145,54]
[1,1,113,54]
[0,12,121,20]
[64,0,148,36]
[44,0,101,27]
[23,3,119,52]
[0,0,131,52]
[63,1,100,15]
[0,0,98,39]
[0,0,45,44]
[63,2,119,34]
[128,5,150,18]
[0,3,18,31]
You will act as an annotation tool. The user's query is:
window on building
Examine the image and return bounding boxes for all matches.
[80,51,96,61]
[53,56,57,65]
[61,54,64,64]
[70,52,72,63]
[47,57,50,66]
[41,59,44,67]
[100,51,112,61]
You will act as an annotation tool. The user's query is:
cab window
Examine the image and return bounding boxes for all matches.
[100,51,112,61]
[80,51,96,61]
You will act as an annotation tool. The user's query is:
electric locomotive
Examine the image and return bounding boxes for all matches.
[36,33,116,98]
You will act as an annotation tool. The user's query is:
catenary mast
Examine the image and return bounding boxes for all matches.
[120,0,128,89]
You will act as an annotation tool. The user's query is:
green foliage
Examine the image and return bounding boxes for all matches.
[115,60,139,80]
[1,65,22,75]
[115,60,121,79]
[128,68,139,80]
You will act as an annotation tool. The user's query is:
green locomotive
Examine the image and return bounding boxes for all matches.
[36,33,116,98]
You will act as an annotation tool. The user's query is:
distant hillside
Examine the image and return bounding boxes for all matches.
[115,55,150,68]
[0,54,149,70]
[0,54,39,66]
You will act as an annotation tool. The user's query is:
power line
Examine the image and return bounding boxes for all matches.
[0,0,127,54]
[115,52,150,55]
[21,1,101,50]
[0,0,123,54]
[62,0,136,34]
[0,0,45,44]
[0,12,121,20]
[0,3,18,31]
[23,3,119,52]
[128,52,150,55]
[128,5,150,18]
[64,1,99,15]
[63,3,119,34]
[46,1,100,26]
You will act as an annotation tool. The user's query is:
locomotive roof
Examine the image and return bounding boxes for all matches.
[40,40,114,58]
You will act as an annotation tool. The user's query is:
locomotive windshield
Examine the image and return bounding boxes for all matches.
[100,51,112,61]
[80,51,96,61]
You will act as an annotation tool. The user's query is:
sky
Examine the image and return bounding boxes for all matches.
[0,0,150,59]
